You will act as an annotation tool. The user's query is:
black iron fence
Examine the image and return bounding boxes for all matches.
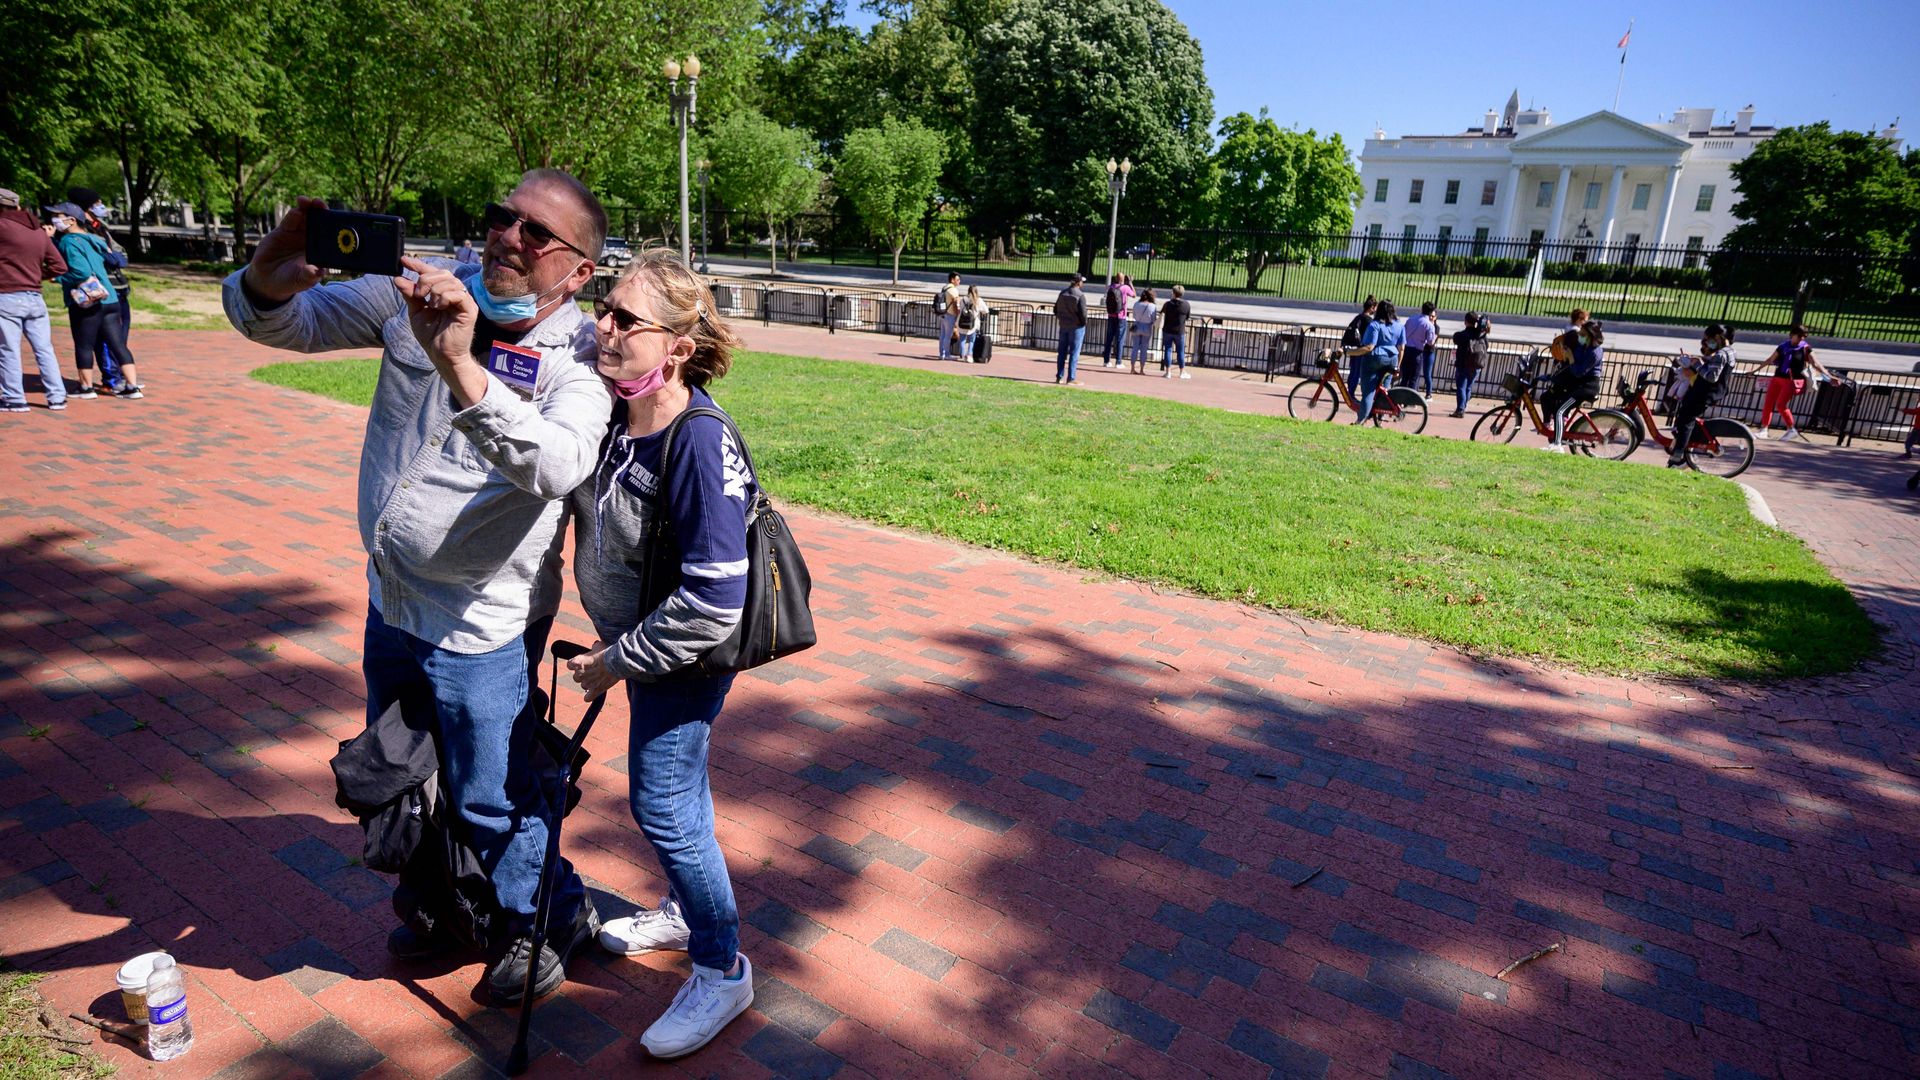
[699,275,1920,446]
[668,209,1920,345]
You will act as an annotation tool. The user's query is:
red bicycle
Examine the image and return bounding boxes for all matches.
[1286,350,1429,433]
[1616,368,1755,477]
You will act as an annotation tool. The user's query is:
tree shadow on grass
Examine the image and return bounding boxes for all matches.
[1635,566,1887,681]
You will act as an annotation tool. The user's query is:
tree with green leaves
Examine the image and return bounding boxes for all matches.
[969,0,1211,259]
[707,111,822,272]
[1725,123,1920,255]
[1206,111,1360,289]
[0,0,86,200]
[835,117,946,282]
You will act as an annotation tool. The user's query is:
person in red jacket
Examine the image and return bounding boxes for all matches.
[0,189,71,411]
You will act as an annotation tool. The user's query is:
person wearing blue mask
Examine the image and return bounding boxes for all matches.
[222,170,612,1004]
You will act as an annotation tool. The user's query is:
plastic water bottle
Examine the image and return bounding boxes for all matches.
[144,954,194,1061]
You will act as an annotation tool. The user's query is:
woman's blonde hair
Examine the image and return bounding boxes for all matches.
[612,247,743,387]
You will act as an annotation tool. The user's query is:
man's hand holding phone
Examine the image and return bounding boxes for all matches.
[242,195,331,305]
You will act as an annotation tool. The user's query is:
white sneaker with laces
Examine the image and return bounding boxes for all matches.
[1754,428,1769,439]
[642,953,754,1059]
[1781,428,1801,442]
[598,896,692,955]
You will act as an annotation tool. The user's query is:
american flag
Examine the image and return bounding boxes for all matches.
[1617,25,1632,48]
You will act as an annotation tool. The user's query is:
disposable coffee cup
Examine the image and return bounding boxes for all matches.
[116,951,169,1023]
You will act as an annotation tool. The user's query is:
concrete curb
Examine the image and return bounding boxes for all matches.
[1737,481,1778,527]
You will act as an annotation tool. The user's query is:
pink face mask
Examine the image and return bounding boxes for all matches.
[609,361,668,400]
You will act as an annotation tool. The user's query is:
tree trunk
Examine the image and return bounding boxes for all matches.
[892,240,904,284]
[985,236,1006,263]
[1246,251,1269,292]
[767,215,778,274]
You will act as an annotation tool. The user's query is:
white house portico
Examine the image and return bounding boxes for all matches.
[1356,97,1806,260]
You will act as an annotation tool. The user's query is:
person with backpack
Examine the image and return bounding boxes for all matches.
[954,285,986,362]
[1667,324,1738,467]
[1342,296,1377,398]
[1745,324,1834,441]
[564,248,759,1059]
[935,271,960,361]
[1160,284,1191,378]
[1128,287,1157,374]
[1401,301,1438,397]
[1448,311,1489,417]
[47,202,142,399]
[1100,274,1126,368]
[70,187,131,390]
[1330,298,1404,423]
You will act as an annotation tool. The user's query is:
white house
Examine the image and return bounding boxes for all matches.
[1351,95,1892,261]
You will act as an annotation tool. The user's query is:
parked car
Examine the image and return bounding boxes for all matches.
[598,237,632,268]
[1122,243,1156,258]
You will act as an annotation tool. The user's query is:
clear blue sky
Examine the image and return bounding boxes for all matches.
[851,0,1920,152]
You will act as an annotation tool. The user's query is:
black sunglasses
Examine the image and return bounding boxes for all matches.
[483,202,590,258]
[592,298,674,335]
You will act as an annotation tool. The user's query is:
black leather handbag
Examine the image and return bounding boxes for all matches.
[639,406,816,674]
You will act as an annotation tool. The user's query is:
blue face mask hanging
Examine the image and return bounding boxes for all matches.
[465,263,583,323]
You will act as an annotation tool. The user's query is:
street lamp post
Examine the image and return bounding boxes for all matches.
[664,55,700,268]
[1103,157,1132,285]
[697,158,711,274]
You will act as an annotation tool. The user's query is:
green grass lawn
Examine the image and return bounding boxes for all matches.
[251,351,1876,679]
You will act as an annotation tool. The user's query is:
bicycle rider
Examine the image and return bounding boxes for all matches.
[1535,320,1604,452]
[1667,323,1738,468]
[1330,299,1404,425]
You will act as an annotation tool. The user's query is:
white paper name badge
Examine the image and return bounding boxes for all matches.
[486,342,542,397]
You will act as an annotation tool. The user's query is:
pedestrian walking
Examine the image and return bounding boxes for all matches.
[1401,301,1438,397]
[1745,324,1833,441]
[1128,288,1156,374]
[1160,284,1191,378]
[0,190,70,412]
[955,285,985,362]
[1054,273,1088,384]
[1342,296,1377,398]
[48,202,141,399]
[69,187,132,390]
[564,249,759,1059]
[1100,274,1125,368]
[225,171,613,1003]
[1331,299,1403,423]
[1449,312,1488,417]
[936,272,961,361]
[1667,324,1738,467]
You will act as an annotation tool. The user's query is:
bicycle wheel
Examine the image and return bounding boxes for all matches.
[1380,386,1429,434]
[1470,404,1522,443]
[1684,417,1755,478]
[1287,377,1340,421]
[1565,408,1640,461]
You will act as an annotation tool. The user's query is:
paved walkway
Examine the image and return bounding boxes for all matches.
[1,330,1916,1080]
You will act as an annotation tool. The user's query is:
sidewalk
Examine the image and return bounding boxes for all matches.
[1,330,1916,1080]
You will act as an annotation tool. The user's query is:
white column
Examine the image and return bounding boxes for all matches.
[1654,164,1684,248]
[1544,164,1571,243]
[1598,164,1626,259]
[1498,163,1523,239]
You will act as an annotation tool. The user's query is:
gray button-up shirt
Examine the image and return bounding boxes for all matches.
[223,263,611,653]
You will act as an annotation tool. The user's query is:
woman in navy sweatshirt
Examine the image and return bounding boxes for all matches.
[564,248,757,1059]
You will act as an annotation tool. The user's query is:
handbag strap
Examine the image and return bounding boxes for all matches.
[640,403,760,590]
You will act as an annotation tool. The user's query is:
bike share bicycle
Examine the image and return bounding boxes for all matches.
[1467,350,1637,460]
[1615,363,1756,477]
[1287,348,1429,433]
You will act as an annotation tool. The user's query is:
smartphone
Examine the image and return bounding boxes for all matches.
[306,208,406,276]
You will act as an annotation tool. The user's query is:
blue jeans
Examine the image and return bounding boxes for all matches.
[0,291,66,406]
[1353,364,1389,423]
[1162,331,1185,371]
[361,604,585,933]
[1454,369,1477,414]
[1127,331,1150,368]
[1056,326,1085,381]
[937,313,956,359]
[1102,317,1124,363]
[957,330,977,360]
[1413,346,1434,396]
[627,674,738,970]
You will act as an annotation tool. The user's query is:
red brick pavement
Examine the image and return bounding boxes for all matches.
[1,329,1917,1080]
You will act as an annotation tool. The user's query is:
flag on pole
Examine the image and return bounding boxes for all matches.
[1617,24,1632,50]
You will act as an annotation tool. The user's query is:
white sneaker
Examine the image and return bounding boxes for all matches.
[1179,373,1191,380]
[1781,429,1801,442]
[1162,371,1171,379]
[599,896,692,955]
[1542,443,1569,454]
[641,953,755,1059]
[1754,429,1770,439]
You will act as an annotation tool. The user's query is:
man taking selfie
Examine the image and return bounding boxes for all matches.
[223,170,612,1004]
